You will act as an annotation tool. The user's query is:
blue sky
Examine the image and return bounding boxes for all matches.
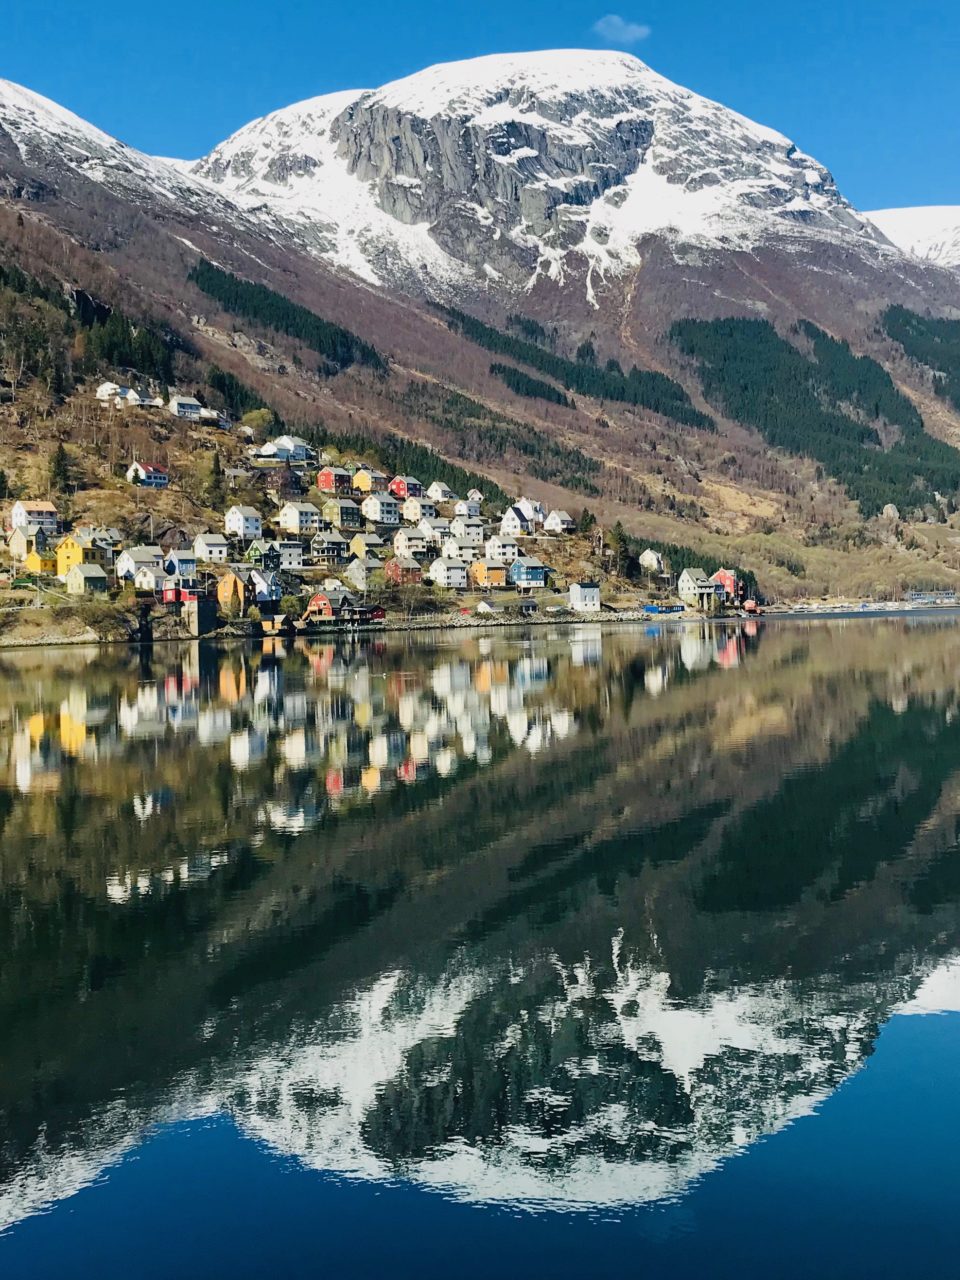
[5,0,958,209]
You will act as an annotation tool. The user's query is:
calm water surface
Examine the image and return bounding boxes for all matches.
[2,618,960,1278]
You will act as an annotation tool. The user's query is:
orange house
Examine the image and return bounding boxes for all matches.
[469,558,508,589]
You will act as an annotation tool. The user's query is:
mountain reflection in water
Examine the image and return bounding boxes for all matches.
[2,617,960,1231]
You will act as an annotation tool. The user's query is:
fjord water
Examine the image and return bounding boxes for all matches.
[2,619,960,1279]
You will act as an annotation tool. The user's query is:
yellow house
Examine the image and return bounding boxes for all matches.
[352,467,387,494]
[55,533,114,579]
[24,548,56,575]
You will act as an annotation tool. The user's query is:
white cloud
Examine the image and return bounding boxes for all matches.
[592,14,652,45]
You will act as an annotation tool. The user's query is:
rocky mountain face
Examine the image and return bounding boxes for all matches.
[191,50,897,299]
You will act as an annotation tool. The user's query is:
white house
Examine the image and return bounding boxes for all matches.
[466,488,484,504]
[678,567,723,612]
[126,461,169,488]
[454,499,482,519]
[442,536,481,562]
[278,501,323,536]
[500,507,533,538]
[134,565,164,593]
[394,528,428,559]
[402,496,436,524]
[118,388,163,410]
[429,557,468,589]
[194,533,230,563]
[426,481,456,504]
[115,545,164,580]
[95,381,121,401]
[569,581,601,613]
[638,548,665,575]
[516,496,546,526]
[255,435,315,464]
[11,500,59,535]
[451,515,485,545]
[225,505,262,542]
[268,540,304,570]
[485,534,520,564]
[418,517,450,546]
[544,510,575,534]
[361,494,400,526]
[168,395,202,420]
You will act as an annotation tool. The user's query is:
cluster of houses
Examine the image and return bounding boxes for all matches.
[96,382,226,427]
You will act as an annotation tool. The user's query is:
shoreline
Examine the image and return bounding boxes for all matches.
[1,601,959,653]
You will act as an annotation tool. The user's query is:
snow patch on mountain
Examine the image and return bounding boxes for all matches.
[868,207,960,271]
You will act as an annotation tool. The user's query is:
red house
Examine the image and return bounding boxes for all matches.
[384,556,422,586]
[387,475,423,500]
[711,567,738,601]
[317,465,352,494]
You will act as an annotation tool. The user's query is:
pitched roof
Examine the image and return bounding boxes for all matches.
[70,563,108,579]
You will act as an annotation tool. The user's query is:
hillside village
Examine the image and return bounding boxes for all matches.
[0,380,753,641]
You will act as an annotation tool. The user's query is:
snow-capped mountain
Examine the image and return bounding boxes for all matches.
[2,53,959,328]
[190,49,891,296]
[868,207,960,271]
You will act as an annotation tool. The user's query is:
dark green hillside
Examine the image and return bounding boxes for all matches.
[883,306,960,413]
[671,317,960,517]
[439,305,714,430]
[189,258,386,374]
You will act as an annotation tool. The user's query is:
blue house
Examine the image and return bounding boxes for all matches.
[509,556,548,592]
[164,549,197,579]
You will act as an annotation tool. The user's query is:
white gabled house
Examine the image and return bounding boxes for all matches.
[361,494,401,526]
[429,557,468,589]
[115,545,164,580]
[485,534,520,564]
[466,488,484,504]
[450,515,485,545]
[418,517,450,546]
[11,500,59,534]
[516,496,546,526]
[225,505,262,542]
[454,499,482,519]
[500,507,533,538]
[164,549,197,579]
[402,496,436,524]
[426,481,456,504]
[126,461,169,488]
[134,565,164,593]
[168,395,202,420]
[569,581,601,613]
[194,533,230,563]
[278,501,323,536]
[394,528,428,559]
[544,509,575,534]
[95,381,121,401]
[638,547,665,575]
[442,536,481,562]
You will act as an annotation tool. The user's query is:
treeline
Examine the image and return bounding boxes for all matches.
[188,259,386,374]
[398,383,602,495]
[883,306,960,413]
[439,306,713,429]
[671,317,960,517]
[83,310,175,384]
[0,256,179,395]
[299,420,510,507]
[489,362,573,407]
[206,365,268,419]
